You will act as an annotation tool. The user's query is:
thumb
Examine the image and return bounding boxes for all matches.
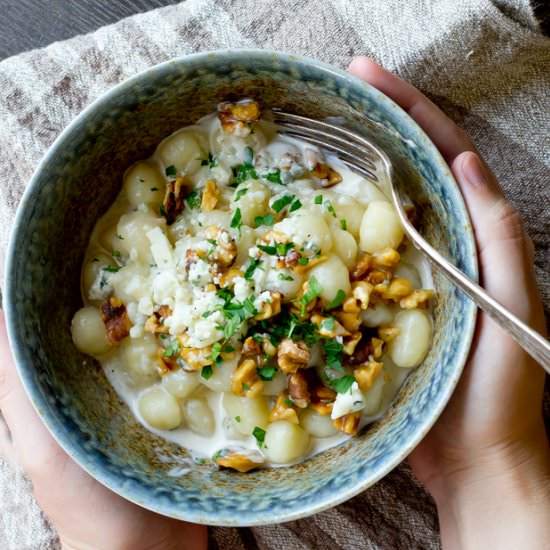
[451,151,545,332]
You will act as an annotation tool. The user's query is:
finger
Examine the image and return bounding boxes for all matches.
[451,151,544,331]
[348,56,475,163]
[0,312,63,474]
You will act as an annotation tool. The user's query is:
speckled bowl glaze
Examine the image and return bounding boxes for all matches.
[5,50,477,526]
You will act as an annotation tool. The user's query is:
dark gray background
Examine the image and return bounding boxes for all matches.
[0,0,549,61]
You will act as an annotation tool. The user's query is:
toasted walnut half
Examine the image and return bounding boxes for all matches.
[162,176,189,225]
[144,305,172,335]
[354,360,383,392]
[255,291,282,321]
[215,449,264,472]
[350,254,372,281]
[204,225,238,267]
[269,392,299,424]
[400,289,434,309]
[200,179,220,211]
[333,411,361,435]
[372,248,400,269]
[217,99,261,137]
[277,338,311,374]
[287,369,311,408]
[311,162,343,187]
[374,277,413,302]
[310,385,336,416]
[232,358,264,397]
[100,297,130,343]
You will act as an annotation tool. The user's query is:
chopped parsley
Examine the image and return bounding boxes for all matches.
[278,273,294,281]
[276,241,294,256]
[289,199,302,212]
[284,397,294,407]
[102,266,119,273]
[200,152,218,169]
[210,342,223,364]
[186,189,202,209]
[325,200,337,218]
[150,187,158,192]
[323,339,344,370]
[257,365,277,381]
[201,365,213,380]
[244,146,254,164]
[297,257,309,266]
[230,208,242,232]
[112,250,122,260]
[244,257,262,280]
[299,276,323,315]
[235,416,241,423]
[340,219,347,231]
[258,244,276,255]
[117,234,124,240]
[211,449,222,461]
[331,375,356,394]
[262,169,283,185]
[165,165,177,177]
[163,340,180,357]
[232,147,257,185]
[235,187,249,201]
[247,310,320,347]
[271,194,294,213]
[254,213,275,227]
[327,289,347,309]
[314,195,323,205]
[252,426,266,447]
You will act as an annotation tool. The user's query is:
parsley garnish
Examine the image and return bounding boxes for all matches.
[163,340,180,357]
[278,273,294,281]
[235,416,241,423]
[102,266,119,273]
[257,365,277,381]
[235,187,249,201]
[327,289,346,309]
[210,342,222,364]
[254,213,275,227]
[314,195,323,205]
[230,208,242,232]
[232,147,257,185]
[252,426,266,447]
[211,449,222,461]
[112,250,122,260]
[165,165,177,177]
[325,200,337,218]
[299,276,323,315]
[200,152,218,169]
[340,219,347,231]
[284,397,294,407]
[262,169,283,185]
[201,365,213,379]
[150,187,158,192]
[297,257,309,266]
[289,199,302,212]
[271,194,294,213]
[186,189,202,209]
[323,339,344,369]
[257,244,276,255]
[244,257,262,280]
[244,146,254,164]
[276,242,294,256]
[331,375,356,394]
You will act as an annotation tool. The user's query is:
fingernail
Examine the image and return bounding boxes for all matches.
[462,153,487,187]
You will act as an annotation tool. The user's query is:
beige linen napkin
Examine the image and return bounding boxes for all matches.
[0,1,548,548]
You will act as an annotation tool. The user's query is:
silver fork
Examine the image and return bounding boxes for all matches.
[273,111,550,374]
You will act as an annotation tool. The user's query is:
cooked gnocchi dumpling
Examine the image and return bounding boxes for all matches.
[71,99,435,472]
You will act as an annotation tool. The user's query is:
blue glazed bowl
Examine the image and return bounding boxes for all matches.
[5,50,477,525]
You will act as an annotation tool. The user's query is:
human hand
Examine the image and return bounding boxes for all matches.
[348,57,550,548]
[0,313,207,550]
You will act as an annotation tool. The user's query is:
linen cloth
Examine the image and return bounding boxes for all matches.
[0,1,548,548]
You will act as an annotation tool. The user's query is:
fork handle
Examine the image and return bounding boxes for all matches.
[419,240,550,374]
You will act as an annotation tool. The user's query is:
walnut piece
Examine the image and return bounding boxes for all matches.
[144,305,172,335]
[342,331,362,355]
[100,297,130,343]
[162,176,189,225]
[372,247,400,268]
[216,449,264,472]
[241,336,261,358]
[334,310,362,333]
[399,289,434,309]
[310,385,336,416]
[311,162,343,187]
[287,369,311,408]
[353,360,382,392]
[204,225,237,267]
[217,99,261,137]
[350,254,372,281]
[200,179,220,211]
[310,313,349,338]
[254,291,282,321]
[277,338,311,374]
[269,392,299,424]
[179,345,213,371]
[348,336,384,365]
[232,358,264,397]
[333,412,361,435]
[374,277,413,302]
[378,326,400,342]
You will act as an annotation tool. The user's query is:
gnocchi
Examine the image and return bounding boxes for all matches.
[71,99,434,471]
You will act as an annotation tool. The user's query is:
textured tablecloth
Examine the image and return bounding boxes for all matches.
[0,1,548,548]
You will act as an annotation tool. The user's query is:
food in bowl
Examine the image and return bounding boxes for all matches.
[71,99,434,472]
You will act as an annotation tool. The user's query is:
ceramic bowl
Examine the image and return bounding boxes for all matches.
[5,49,477,525]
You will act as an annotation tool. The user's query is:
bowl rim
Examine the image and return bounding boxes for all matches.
[4,48,478,526]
